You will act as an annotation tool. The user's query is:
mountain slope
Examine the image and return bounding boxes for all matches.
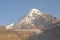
[0,25,20,40]
[0,25,34,40]
[28,22,60,40]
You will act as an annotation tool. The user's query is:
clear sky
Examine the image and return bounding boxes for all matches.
[0,0,60,26]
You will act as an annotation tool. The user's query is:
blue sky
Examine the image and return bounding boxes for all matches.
[0,0,60,26]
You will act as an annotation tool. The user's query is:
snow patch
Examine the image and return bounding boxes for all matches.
[6,23,14,29]
[30,8,43,15]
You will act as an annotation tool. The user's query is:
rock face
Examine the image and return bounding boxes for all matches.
[11,8,59,31]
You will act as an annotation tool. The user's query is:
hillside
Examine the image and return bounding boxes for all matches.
[0,25,34,40]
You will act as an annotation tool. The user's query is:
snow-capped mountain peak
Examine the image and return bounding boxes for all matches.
[27,8,43,20]
[29,8,43,17]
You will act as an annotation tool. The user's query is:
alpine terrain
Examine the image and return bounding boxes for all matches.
[0,8,60,40]
[7,8,60,31]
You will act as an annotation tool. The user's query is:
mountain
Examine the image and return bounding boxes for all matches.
[8,8,60,31]
[0,8,60,40]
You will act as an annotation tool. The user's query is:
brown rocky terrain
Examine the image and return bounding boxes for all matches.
[0,25,34,40]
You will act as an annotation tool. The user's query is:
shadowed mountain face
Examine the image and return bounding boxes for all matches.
[28,23,60,40]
